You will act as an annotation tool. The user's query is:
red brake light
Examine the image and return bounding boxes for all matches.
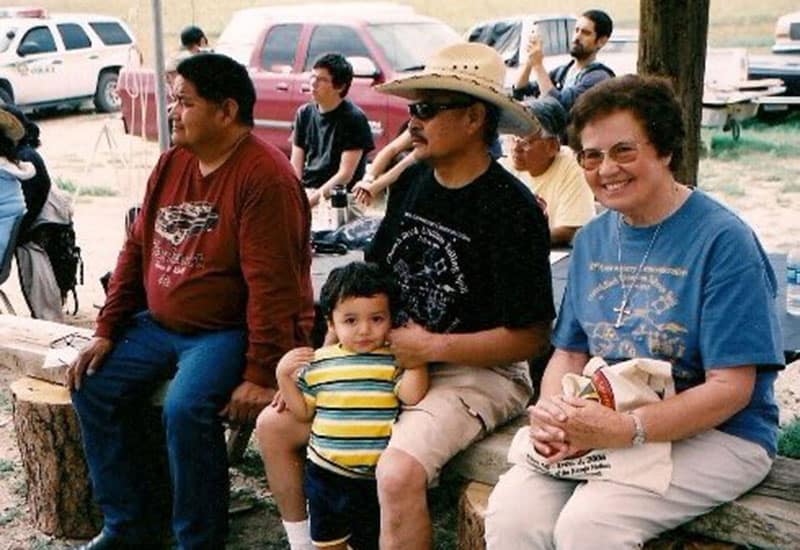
[0,7,48,18]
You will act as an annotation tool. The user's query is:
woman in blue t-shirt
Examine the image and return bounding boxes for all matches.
[486,75,784,548]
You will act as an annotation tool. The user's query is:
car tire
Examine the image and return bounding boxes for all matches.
[94,71,120,112]
[0,88,12,106]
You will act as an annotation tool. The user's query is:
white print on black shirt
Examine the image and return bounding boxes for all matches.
[387,214,469,332]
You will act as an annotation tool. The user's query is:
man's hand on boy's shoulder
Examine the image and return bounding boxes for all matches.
[389,321,437,369]
[276,347,316,379]
[221,381,276,424]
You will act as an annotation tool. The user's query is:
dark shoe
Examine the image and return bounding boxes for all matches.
[74,532,138,550]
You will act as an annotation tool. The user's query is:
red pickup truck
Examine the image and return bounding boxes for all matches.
[117,3,461,155]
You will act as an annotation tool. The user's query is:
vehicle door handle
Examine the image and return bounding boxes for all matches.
[89,54,99,60]
[51,60,63,64]
[276,83,289,91]
[300,85,311,93]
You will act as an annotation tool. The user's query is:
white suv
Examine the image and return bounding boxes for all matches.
[0,8,138,112]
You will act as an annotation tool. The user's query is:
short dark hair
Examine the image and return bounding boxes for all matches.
[313,53,354,98]
[582,9,613,40]
[567,74,685,173]
[180,25,206,48]
[320,261,399,323]
[177,53,255,126]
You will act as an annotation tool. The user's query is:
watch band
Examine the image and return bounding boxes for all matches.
[628,411,646,446]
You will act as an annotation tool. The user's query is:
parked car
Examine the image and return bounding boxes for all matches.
[772,11,800,54]
[117,2,462,155]
[0,8,138,112]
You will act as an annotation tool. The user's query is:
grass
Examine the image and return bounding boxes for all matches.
[0,387,10,413]
[0,458,16,476]
[55,177,118,197]
[0,505,22,526]
[778,418,800,458]
[431,476,462,549]
[699,110,800,196]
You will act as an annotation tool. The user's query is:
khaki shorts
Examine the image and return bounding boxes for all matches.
[388,362,531,484]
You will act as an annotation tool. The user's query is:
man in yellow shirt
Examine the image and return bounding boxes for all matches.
[506,98,595,246]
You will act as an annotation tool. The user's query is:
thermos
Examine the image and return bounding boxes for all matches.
[331,185,348,228]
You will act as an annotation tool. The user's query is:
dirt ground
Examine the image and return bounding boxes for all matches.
[1,109,799,548]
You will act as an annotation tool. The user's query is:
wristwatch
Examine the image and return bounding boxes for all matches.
[628,411,646,446]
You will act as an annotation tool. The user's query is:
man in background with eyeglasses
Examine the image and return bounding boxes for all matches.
[504,97,595,246]
[256,42,555,550]
[291,52,374,210]
[512,9,615,112]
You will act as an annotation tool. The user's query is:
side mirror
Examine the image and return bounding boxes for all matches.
[348,56,380,79]
[18,42,41,56]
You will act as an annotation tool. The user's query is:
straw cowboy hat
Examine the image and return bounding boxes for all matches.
[377,42,540,135]
[0,108,25,145]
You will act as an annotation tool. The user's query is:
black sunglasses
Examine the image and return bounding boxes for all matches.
[408,99,476,120]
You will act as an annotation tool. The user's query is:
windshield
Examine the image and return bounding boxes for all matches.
[367,22,461,72]
[0,26,17,53]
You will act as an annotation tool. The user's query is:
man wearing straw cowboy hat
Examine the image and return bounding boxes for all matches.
[256,42,555,550]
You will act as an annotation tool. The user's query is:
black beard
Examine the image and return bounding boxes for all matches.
[570,43,590,60]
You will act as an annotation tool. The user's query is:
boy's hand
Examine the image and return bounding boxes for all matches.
[276,347,316,379]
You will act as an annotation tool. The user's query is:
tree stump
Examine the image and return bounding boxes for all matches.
[11,376,102,538]
[457,480,491,550]
[11,376,171,539]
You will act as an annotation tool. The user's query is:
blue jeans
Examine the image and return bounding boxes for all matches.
[71,311,246,548]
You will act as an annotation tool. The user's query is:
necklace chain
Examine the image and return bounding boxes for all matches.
[614,217,662,328]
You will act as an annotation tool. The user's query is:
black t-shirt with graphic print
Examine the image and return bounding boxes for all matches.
[366,160,555,334]
[293,99,375,190]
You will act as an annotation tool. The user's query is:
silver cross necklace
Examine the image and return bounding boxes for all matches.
[614,216,663,328]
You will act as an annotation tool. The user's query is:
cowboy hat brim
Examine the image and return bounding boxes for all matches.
[377,71,540,136]
[0,108,25,144]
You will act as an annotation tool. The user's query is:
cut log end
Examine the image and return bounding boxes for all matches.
[11,376,71,405]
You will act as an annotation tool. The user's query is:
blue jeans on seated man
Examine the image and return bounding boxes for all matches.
[71,311,246,548]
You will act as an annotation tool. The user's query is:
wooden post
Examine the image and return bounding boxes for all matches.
[11,376,171,539]
[639,0,710,188]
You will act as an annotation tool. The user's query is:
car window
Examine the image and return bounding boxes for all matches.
[367,22,461,72]
[57,23,92,50]
[19,26,57,54]
[304,25,371,71]
[89,22,132,46]
[260,24,301,72]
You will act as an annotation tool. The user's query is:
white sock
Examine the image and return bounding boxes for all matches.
[283,519,314,550]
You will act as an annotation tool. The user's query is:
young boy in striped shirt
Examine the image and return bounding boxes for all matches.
[276,261,429,550]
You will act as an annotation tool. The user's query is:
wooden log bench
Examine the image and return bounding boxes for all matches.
[0,314,254,538]
[446,416,800,549]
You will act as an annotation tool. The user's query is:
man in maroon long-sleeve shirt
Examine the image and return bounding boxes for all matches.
[68,53,313,549]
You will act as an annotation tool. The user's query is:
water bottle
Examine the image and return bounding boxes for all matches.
[331,185,348,228]
[787,247,800,316]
